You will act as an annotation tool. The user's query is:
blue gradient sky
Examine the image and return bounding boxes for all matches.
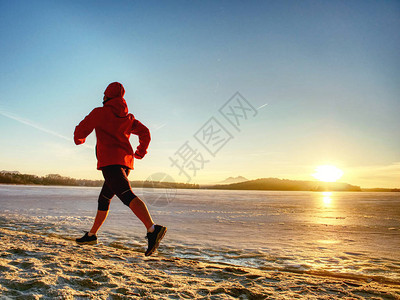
[0,1,399,187]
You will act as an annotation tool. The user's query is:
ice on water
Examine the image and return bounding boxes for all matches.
[0,185,399,283]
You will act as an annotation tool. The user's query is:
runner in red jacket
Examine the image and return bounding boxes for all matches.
[74,82,166,256]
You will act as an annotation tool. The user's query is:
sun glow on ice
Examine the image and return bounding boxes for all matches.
[322,192,332,206]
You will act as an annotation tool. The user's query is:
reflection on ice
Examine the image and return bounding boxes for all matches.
[317,239,339,244]
[321,191,332,206]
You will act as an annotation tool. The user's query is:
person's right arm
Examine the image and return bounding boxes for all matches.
[74,109,98,145]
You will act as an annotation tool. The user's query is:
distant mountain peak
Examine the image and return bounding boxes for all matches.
[0,170,20,174]
[219,176,248,184]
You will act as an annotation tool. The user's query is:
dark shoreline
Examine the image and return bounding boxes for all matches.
[1,172,399,192]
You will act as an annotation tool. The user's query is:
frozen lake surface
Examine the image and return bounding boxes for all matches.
[0,184,399,283]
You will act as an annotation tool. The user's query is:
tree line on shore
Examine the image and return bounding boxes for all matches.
[0,171,199,189]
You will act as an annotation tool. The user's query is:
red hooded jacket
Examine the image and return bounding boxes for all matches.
[74,82,150,170]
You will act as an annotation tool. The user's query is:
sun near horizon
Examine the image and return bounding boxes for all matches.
[312,165,344,183]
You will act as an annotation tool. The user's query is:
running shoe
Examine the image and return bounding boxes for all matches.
[76,232,97,245]
[145,225,167,256]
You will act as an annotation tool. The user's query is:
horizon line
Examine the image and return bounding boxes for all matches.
[1,170,399,190]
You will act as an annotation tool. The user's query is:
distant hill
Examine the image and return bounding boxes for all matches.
[218,176,248,184]
[361,188,400,192]
[210,177,362,192]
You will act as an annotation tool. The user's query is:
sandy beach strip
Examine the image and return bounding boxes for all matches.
[0,228,399,299]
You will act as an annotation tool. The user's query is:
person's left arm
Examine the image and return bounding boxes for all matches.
[131,119,151,159]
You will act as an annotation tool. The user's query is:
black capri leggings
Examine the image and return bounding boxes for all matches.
[97,165,137,211]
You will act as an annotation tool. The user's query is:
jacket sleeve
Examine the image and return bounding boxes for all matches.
[74,109,97,145]
[131,119,151,158]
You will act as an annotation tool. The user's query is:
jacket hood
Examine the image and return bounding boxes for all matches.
[104,82,125,99]
[103,82,128,117]
[104,97,129,117]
